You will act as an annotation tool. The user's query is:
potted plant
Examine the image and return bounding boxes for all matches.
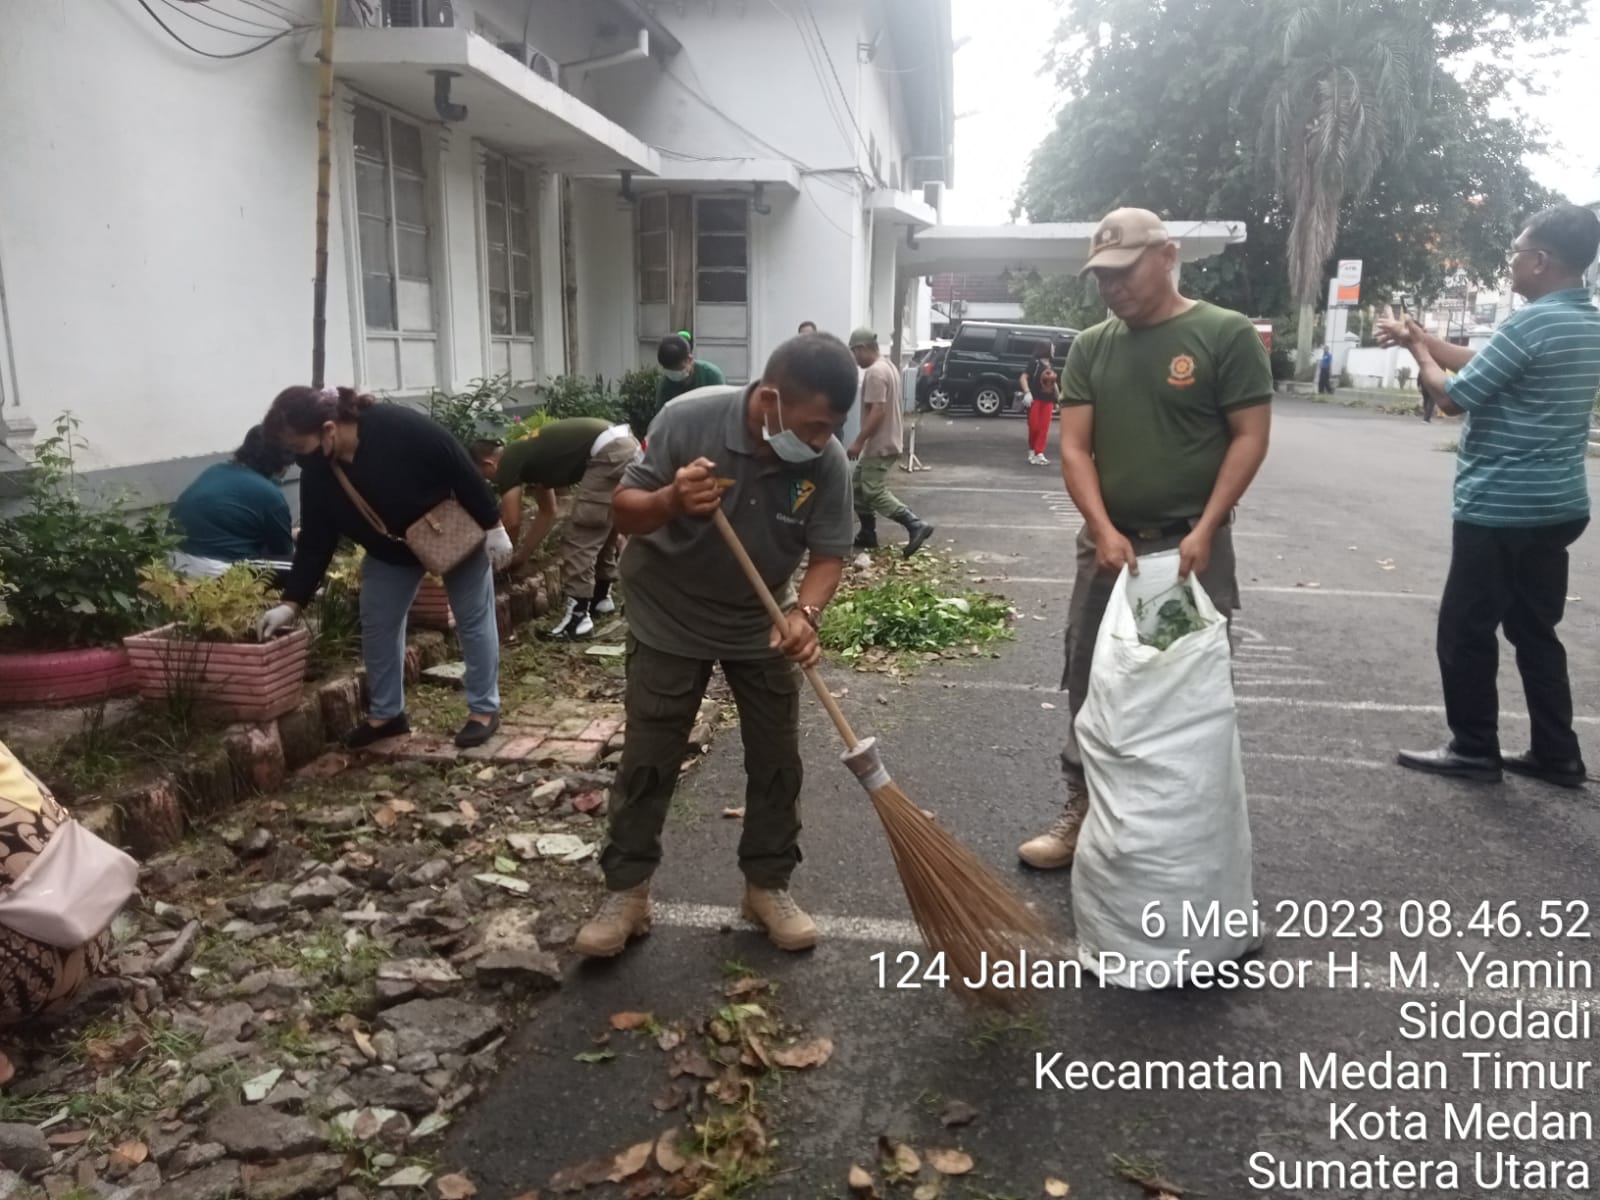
[0,416,173,706]
[124,565,311,723]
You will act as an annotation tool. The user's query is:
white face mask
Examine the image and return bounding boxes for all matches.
[665,368,689,382]
[761,392,821,464]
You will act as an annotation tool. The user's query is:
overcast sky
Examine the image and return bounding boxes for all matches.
[942,0,1600,226]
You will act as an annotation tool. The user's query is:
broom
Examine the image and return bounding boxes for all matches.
[711,509,1058,1009]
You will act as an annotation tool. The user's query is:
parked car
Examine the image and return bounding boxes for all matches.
[907,340,950,411]
[924,321,1078,415]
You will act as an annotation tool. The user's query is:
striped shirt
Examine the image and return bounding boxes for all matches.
[1446,288,1600,527]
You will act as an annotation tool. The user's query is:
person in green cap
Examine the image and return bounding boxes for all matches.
[846,328,934,557]
[653,334,725,424]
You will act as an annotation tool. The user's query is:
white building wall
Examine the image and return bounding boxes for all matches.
[574,0,890,377]
[0,0,933,478]
[0,2,358,474]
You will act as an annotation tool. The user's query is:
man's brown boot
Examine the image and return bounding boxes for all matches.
[1017,783,1089,870]
[573,882,652,957]
[741,884,818,951]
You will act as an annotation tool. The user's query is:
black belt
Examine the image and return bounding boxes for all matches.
[1114,519,1198,542]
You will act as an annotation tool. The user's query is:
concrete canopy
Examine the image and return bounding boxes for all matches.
[311,30,659,175]
[900,221,1247,277]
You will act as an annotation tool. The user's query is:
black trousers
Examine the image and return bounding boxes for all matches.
[1437,518,1589,762]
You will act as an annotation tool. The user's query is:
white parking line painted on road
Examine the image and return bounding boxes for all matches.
[650,903,1593,1006]
[992,579,1429,599]
[1245,751,1389,770]
[868,675,1600,726]
[1237,694,1600,726]
[653,901,922,945]
[902,486,1076,495]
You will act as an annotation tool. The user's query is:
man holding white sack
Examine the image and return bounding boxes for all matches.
[1018,208,1273,870]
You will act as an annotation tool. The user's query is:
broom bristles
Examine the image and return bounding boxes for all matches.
[867,779,1061,1011]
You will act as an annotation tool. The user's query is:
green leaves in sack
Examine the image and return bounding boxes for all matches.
[1134,584,1207,651]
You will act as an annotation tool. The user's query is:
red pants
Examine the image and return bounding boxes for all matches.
[1027,401,1054,455]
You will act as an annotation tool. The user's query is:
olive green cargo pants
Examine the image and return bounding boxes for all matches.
[600,636,804,890]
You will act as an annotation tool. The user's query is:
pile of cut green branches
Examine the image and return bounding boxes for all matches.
[821,577,1013,663]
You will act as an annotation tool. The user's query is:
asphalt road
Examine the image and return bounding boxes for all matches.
[449,400,1600,1199]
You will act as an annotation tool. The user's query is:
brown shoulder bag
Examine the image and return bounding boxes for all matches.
[331,463,486,577]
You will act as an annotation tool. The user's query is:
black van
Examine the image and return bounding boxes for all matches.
[925,321,1079,416]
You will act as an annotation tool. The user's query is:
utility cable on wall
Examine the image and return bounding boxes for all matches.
[135,0,303,58]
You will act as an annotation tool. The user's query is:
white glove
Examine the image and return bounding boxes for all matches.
[257,604,298,642]
[485,525,514,570]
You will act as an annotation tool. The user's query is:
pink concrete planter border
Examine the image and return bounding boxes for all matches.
[123,625,311,723]
[0,646,139,706]
[409,576,455,630]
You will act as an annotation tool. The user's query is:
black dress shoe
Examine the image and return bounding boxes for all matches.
[455,713,501,749]
[1503,752,1588,789]
[344,714,410,748]
[1396,745,1502,782]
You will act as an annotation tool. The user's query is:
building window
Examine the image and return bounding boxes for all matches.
[482,152,537,378]
[352,101,437,390]
[638,192,670,305]
[695,197,747,304]
[636,192,751,382]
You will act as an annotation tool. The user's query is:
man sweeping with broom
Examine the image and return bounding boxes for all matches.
[574,333,860,958]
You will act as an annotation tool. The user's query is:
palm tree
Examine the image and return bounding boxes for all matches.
[1262,0,1428,375]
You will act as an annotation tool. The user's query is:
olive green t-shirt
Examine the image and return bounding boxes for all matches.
[619,386,853,660]
[494,418,611,490]
[654,360,727,411]
[1060,302,1272,527]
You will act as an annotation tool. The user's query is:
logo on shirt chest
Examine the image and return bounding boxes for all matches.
[789,480,815,514]
[1168,354,1197,388]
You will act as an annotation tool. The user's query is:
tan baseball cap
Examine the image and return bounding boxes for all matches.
[1081,208,1170,274]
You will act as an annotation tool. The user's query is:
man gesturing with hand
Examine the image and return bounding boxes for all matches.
[1018,208,1274,872]
[574,333,859,959]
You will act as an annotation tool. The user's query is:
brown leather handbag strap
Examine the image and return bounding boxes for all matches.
[331,462,402,545]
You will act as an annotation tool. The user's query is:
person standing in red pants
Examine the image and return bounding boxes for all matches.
[1021,340,1060,465]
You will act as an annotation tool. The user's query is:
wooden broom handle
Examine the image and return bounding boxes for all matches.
[710,508,861,750]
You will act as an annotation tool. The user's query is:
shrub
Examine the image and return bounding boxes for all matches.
[0,415,174,649]
[139,563,276,642]
[421,375,520,444]
[503,410,556,444]
[308,544,363,670]
[536,374,622,421]
[617,366,663,436]
[0,573,13,628]
[1396,366,1414,387]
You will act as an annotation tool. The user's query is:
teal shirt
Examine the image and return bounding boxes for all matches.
[1445,289,1600,527]
[170,462,295,561]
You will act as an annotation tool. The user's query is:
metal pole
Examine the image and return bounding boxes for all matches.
[310,0,337,388]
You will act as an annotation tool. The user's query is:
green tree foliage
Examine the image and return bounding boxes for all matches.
[1017,0,1576,323]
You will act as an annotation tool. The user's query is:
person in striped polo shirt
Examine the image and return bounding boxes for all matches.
[1381,204,1600,787]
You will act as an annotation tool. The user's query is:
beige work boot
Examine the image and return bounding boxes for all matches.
[1017,783,1090,870]
[741,884,818,951]
[573,882,652,957]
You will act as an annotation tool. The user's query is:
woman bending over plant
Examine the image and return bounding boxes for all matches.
[258,386,513,750]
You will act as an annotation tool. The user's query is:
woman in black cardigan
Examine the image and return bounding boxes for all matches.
[258,386,513,749]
